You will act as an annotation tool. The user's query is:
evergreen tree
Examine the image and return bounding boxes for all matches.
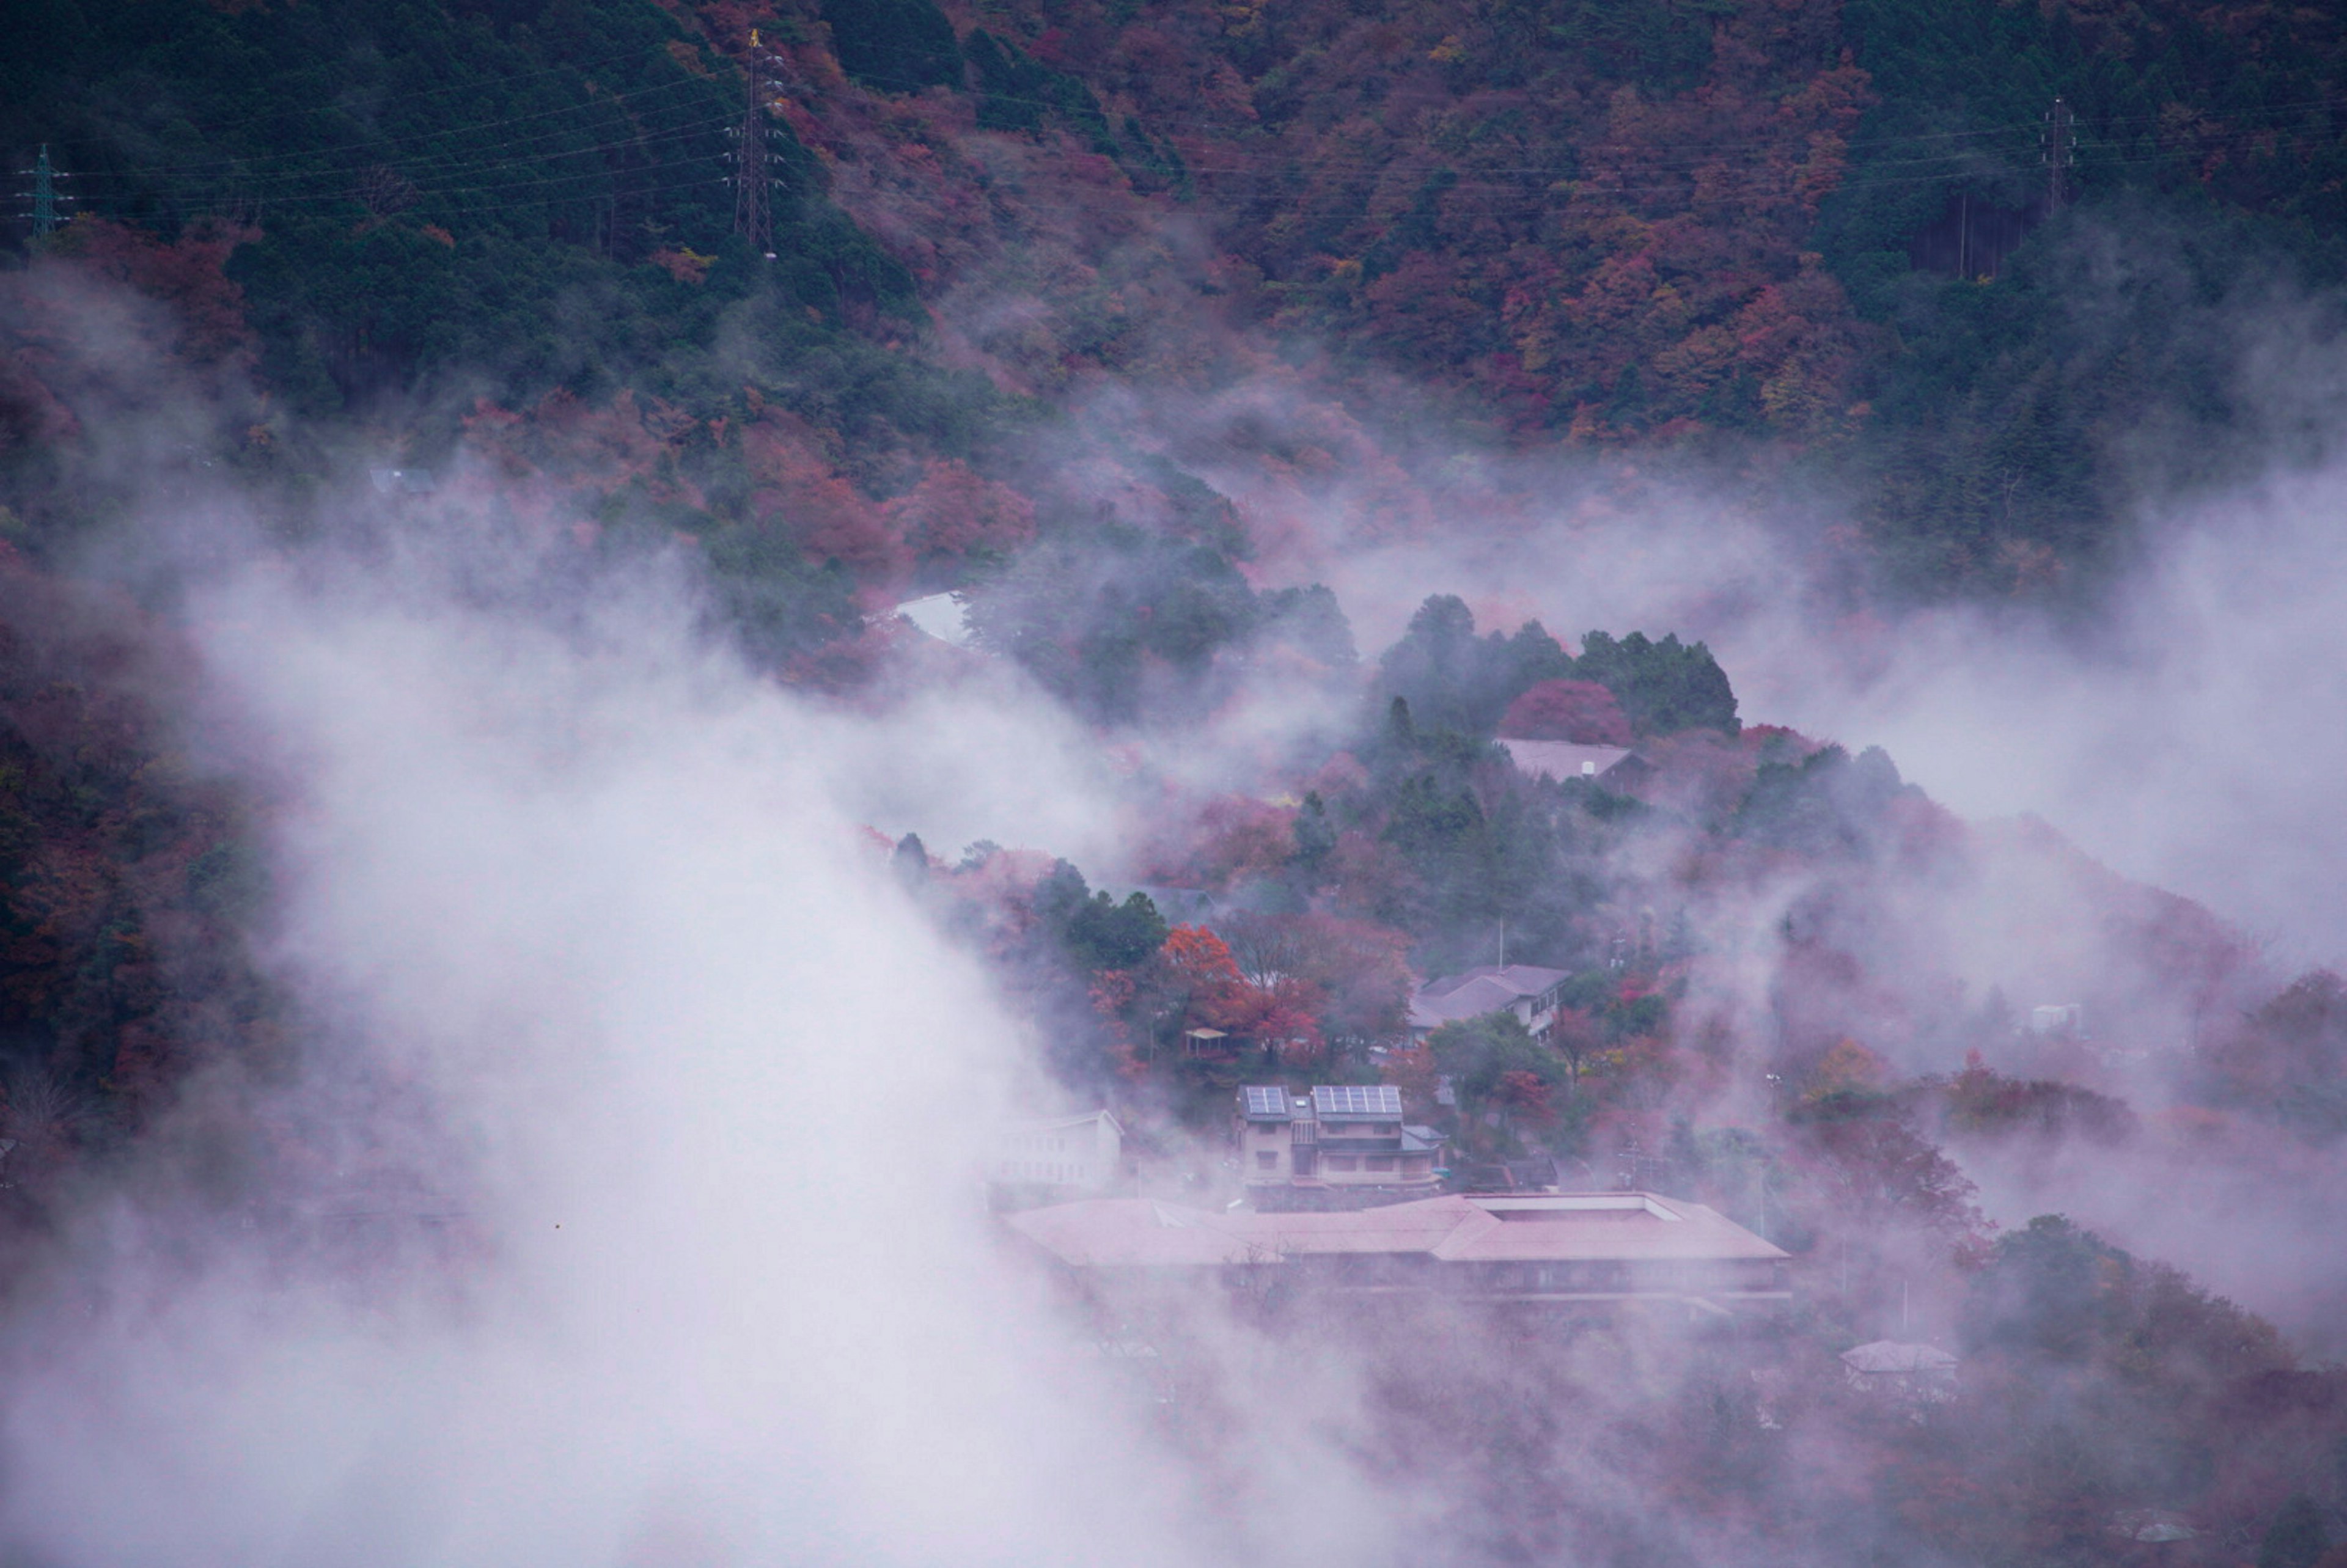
[2259,1495,2330,1568]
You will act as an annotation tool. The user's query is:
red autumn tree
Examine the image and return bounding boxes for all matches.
[1158,923,1247,1037]
[740,414,903,579]
[881,458,1037,565]
[1217,977,1328,1063]
[1221,909,1413,1056]
[48,216,258,371]
[1498,679,1633,744]
[1497,1069,1555,1126]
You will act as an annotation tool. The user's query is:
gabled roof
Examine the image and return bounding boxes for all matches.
[1408,964,1571,1030]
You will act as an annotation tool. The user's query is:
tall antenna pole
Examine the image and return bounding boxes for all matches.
[733,30,776,257]
[32,145,57,238]
[2043,97,2074,211]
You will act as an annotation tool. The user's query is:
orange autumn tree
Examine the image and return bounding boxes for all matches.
[1154,921,1329,1059]
[1158,923,1246,1048]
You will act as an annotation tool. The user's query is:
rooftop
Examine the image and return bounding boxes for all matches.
[1238,1085,1296,1122]
[1004,1110,1125,1135]
[1408,964,1571,1030]
[1311,1083,1403,1121]
[1840,1341,1958,1374]
[1496,739,1636,784]
[1240,1085,1430,1125]
[1004,1191,1788,1271]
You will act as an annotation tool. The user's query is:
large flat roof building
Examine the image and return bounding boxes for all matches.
[1004,1190,1791,1316]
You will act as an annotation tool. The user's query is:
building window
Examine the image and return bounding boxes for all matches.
[1325,1156,1358,1172]
[1256,1151,1278,1170]
[1367,1156,1397,1173]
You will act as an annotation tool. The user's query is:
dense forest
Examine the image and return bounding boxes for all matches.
[6,0,2347,602]
[0,1,2345,1564]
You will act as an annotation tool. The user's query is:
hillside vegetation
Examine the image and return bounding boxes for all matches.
[1,0,2343,603]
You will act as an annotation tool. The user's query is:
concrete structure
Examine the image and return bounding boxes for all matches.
[1840,1340,1958,1402]
[993,1110,1124,1192]
[1004,1190,1791,1316]
[2030,1002,2086,1038]
[892,592,974,648]
[1407,964,1571,1041]
[1236,1085,1444,1206]
[2109,1510,2198,1545]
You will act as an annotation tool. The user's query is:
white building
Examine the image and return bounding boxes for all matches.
[2030,1003,2086,1038]
[993,1111,1124,1191]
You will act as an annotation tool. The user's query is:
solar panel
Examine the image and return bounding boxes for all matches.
[1312,1084,1401,1117]
[1240,1086,1292,1119]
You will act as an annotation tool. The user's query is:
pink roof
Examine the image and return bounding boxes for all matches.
[1002,1200,1265,1267]
[1004,1192,1786,1270]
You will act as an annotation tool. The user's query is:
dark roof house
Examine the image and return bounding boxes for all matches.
[1408,964,1570,1036]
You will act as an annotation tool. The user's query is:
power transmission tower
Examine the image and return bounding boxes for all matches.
[24,142,75,239]
[2043,97,2074,211]
[32,145,59,238]
[732,29,782,257]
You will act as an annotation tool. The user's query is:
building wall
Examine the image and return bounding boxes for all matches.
[1242,1120,1293,1182]
[996,1115,1118,1189]
[1243,1117,1437,1189]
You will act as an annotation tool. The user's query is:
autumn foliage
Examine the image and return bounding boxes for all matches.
[1498,679,1633,744]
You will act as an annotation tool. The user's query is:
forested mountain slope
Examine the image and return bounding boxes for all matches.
[3,0,2343,606]
[0,0,2337,1190]
[5,11,2347,1563]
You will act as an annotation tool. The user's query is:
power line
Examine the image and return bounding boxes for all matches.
[931,71,2347,161]
[16,39,2341,247]
[35,114,735,226]
[50,40,733,165]
[53,70,729,186]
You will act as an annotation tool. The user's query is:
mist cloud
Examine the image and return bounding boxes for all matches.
[0,521,1243,1567]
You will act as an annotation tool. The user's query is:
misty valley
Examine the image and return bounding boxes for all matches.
[1,0,2346,1564]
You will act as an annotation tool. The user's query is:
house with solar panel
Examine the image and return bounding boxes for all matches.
[1236,1085,1445,1209]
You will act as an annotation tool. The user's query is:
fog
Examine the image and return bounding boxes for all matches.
[1769,467,2347,969]
[1223,438,2347,967]
[0,527,1251,1566]
[4,217,2347,1561]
